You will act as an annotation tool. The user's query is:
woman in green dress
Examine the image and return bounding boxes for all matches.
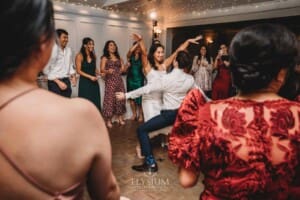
[126,42,144,122]
[76,37,101,111]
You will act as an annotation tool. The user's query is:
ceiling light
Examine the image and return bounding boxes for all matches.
[149,11,157,20]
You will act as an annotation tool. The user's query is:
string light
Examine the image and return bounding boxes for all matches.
[53,0,296,22]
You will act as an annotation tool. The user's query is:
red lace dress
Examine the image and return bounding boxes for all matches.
[169,88,300,200]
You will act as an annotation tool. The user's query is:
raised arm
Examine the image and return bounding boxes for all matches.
[132,33,151,75]
[76,53,97,81]
[126,42,139,60]
[164,35,203,70]
[214,50,222,69]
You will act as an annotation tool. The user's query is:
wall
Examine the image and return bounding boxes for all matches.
[54,2,152,60]
[48,2,152,119]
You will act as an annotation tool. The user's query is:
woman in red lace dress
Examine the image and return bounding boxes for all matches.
[169,24,300,200]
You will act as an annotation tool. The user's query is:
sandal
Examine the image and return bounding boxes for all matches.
[129,115,137,121]
[119,120,125,125]
[106,121,112,128]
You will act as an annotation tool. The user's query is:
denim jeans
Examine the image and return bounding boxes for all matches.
[137,109,178,158]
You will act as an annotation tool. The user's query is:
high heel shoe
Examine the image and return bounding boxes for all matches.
[129,115,137,121]
[135,146,145,159]
[138,115,144,122]
[117,119,125,125]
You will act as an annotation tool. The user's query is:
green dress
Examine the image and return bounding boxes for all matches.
[78,59,101,110]
[126,55,144,105]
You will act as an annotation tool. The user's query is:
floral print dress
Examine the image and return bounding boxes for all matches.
[102,59,126,119]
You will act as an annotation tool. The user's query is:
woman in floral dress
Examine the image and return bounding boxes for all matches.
[191,45,213,97]
[100,40,126,128]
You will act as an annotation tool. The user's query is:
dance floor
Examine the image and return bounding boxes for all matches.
[84,120,204,200]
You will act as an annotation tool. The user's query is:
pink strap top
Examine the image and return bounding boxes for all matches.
[0,88,85,200]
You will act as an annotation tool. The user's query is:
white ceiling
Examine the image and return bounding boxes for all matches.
[54,0,275,19]
[53,0,300,26]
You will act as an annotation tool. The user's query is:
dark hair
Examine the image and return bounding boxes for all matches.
[56,29,68,38]
[197,45,211,64]
[0,0,55,81]
[229,24,298,93]
[80,37,96,62]
[176,51,192,72]
[102,40,120,60]
[147,43,165,70]
[279,54,300,100]
[152,39,161,45]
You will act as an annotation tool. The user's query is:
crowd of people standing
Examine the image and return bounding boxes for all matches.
[41,28,239,129]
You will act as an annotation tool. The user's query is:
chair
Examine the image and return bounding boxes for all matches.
[136,125,173,159]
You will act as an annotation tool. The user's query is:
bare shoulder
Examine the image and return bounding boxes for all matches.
[33,90,106,146]
[76,53,83,59]
[70,97,103,125]
[64,98,105,136]
[101,56,108,62]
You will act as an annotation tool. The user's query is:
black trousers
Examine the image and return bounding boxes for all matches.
[48,78,72,98]
[137,109,178,157]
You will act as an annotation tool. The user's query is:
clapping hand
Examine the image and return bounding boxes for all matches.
[108,68,115,74]
[96,71,105,78]
[90,76,98,82]
[115,92,125,101]
[132,33,142,42]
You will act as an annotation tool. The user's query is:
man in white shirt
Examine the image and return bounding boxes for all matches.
[43,29,76,97]
[116,51,197,172]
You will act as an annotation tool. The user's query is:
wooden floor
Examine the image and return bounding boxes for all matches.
[105,120,204,200]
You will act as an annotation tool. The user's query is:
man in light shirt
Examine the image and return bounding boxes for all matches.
[43,29,76,97]
[116,51,199,172]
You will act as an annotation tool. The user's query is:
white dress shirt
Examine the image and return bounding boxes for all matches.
[126,68,195,110]
[43,43,75,80]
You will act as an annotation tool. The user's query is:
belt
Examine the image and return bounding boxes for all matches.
[58,77,69,81]
[161,109,178,112]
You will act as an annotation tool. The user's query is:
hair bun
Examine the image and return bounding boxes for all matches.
[232,62,271,91]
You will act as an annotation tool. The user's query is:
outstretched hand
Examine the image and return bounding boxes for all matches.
[188,35,203,44]
[115,92,125,101]
[132,33,142,42]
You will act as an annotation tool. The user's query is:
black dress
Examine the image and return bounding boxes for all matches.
[78,59,101,110]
